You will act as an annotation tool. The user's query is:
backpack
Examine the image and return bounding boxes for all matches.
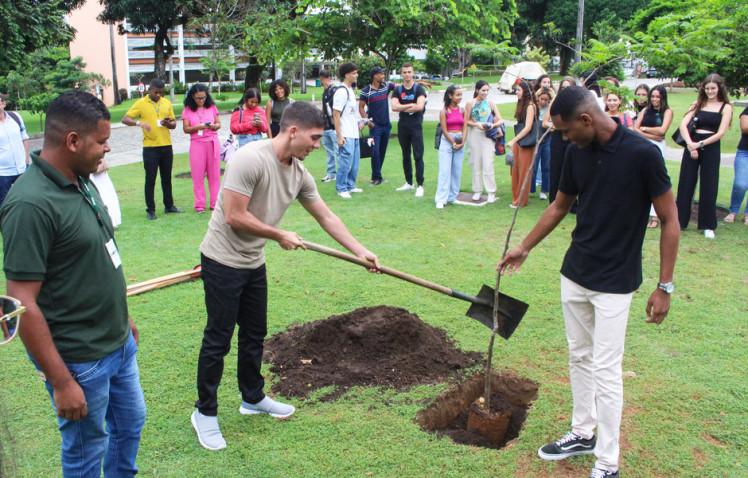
[322,84,349,130]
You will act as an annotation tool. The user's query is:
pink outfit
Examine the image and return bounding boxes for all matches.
[183,105,221,211]
[444,106,464,131]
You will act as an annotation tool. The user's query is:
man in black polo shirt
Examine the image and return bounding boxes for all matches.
[1,91,145,477]
[499,86,679,478]
[391,63,427,197]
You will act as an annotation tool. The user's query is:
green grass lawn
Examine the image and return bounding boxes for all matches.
[1,122,746,477]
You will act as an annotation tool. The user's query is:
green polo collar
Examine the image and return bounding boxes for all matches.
[30,150,75,189]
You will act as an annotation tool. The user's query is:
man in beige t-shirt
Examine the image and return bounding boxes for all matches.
[192,102,380,451]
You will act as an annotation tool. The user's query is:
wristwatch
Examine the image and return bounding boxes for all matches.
[657,282,675,294]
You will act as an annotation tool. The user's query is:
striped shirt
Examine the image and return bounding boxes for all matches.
[359,82,395,126]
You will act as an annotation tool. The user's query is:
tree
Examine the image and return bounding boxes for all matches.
[631,0,748,90]
[513,0,647,74]
[98,1,194,80]
[0,0,85,77]
[3,47,109,129]
[190,0,243,93]
[309,0,516,78]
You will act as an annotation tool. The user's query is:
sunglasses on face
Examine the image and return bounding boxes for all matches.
[0,296,26,346]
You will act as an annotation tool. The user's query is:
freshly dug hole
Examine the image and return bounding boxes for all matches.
[416,371,538,449]
[264,306,482,400]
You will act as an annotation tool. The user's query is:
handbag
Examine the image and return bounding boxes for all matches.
[514,114,541,148]
[220,135,237,163]
[360,136,373,158]
[671,118,696,148]
[494,124,506,156]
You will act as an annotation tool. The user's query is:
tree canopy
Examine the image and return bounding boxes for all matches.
[0,0,85,77]
[98,0,194,79]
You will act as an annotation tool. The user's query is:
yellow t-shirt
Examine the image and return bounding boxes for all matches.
[125,97,175,147]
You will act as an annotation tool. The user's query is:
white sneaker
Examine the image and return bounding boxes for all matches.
[472,192,482,201]
[704,229,715,239]
[415,186,424,197]
[509,203,518,209]
[539,192,548,200]
[337,191,352,199]
[435,202,445,209]
[396,183,414,191]
[320,174,335,182]
[191,410,227,451]
[350,187,363,193]
[487,193,496,203]
[239,397,295,419]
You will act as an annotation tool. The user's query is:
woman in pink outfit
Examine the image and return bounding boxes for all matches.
[183,83,221,213]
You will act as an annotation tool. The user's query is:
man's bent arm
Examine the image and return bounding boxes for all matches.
[222,189,300,248]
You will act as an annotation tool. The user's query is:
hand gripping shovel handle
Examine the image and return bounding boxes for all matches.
[302,241,466,301]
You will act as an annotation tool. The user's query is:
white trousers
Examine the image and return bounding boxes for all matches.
[561,275,633,472]
[467,127,496,194]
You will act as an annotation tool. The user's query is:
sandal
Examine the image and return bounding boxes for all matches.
[647,217,660,228]
[724,213,736,223]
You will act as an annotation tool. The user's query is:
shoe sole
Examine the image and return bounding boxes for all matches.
[190,412,227,451]
[537,447,595,461]
[239,406,295,420]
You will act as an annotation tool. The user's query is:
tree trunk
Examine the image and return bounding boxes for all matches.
[559,48,573,76]
[154,30,167,79]
[244,56,263,90]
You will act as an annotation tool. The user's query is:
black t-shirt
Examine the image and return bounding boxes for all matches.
[739,107,748,150]
[392,83,427,125]
[558,125,671,293]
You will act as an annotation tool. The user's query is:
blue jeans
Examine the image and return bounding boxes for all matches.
[435,134,464,204]
[0,174,20,205]
[729,148,748,214]
[336,138,360,192]
[531,140,550,194]
[369,124,391,181]
[321,129,338,177]
[236,133,263,147]
[34,333,146,478]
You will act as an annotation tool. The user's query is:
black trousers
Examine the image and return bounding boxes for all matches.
[676,134,720,230]
[196,254,268,416]
[397,122,424,186]
[143,145,175,212]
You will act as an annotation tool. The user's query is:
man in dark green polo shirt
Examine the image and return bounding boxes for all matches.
[0,91,145,477]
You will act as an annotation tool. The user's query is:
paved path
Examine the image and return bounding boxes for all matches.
[29,86,734,167]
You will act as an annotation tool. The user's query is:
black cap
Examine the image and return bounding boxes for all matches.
[370,66,385,79]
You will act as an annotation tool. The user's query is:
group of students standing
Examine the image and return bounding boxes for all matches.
[178,69,746,239]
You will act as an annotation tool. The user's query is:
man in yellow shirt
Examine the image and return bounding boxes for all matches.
[123,79,182,220]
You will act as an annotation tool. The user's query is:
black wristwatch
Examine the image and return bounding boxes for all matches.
[657,282,675,294]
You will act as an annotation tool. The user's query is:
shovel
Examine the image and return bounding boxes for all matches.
[303,241,528,338]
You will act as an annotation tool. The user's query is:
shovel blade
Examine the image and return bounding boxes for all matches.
[466,285,528,339]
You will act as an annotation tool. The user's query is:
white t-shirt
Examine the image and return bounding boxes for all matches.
[0,112,29,176]
[332,84,360,139]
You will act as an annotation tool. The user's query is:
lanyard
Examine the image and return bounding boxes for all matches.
[149,98,161,118]
[77,176,111,237]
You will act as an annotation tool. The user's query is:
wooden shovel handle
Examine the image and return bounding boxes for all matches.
[302,241,454,298]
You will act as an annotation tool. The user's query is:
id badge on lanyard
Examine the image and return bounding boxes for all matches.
[78,177,121,270]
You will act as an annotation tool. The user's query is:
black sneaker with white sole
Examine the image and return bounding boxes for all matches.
[537,431,596,460]
[589,467,619,478]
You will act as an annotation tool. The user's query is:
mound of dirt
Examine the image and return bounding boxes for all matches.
[264,306,482,400]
